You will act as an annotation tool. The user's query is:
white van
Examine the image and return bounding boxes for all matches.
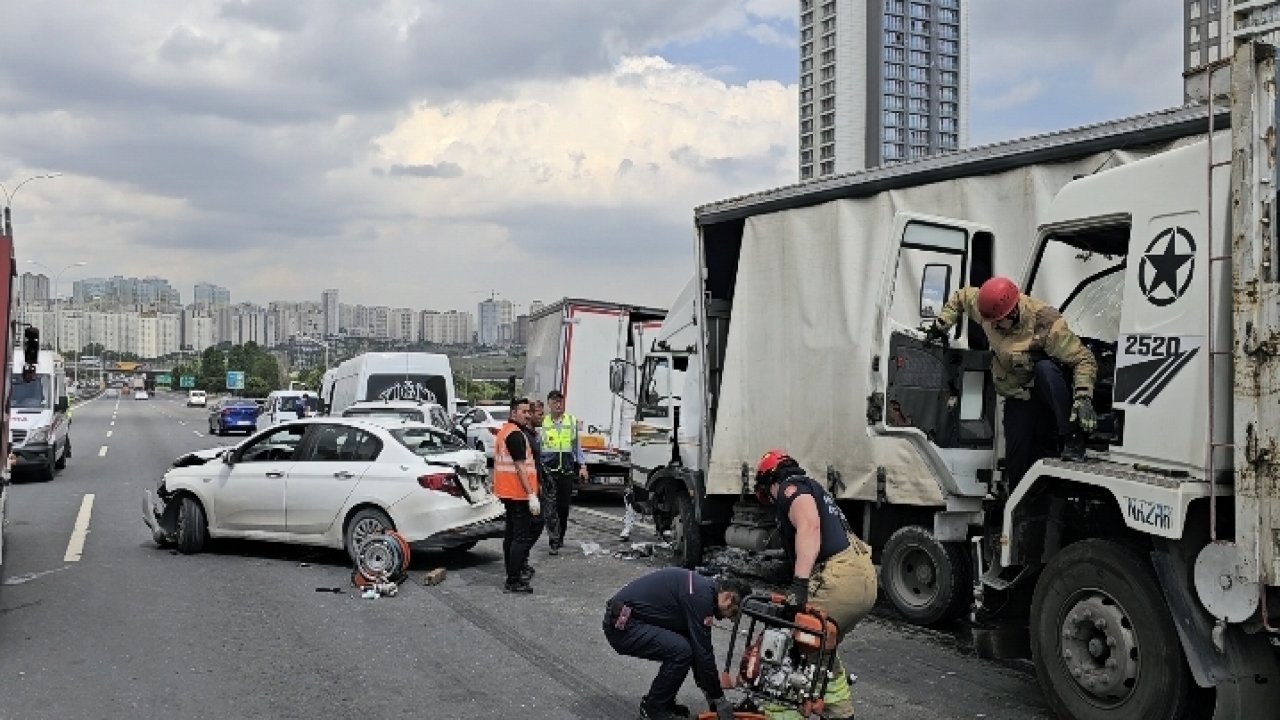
[259,390,322,429]
[325,353,456,417]
[9,350,71,481]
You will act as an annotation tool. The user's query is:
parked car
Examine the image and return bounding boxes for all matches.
[143,417,501,559]
[208,399,258,436]
[187,390,207,408]
[134,390,150,400]
[458,405,510,460]
[340,400,452,431]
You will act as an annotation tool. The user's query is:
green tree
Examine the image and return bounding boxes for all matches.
[245,376,272,397]
[295,366,325,391]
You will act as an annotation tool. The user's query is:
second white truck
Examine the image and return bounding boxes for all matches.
[524,298,665,491]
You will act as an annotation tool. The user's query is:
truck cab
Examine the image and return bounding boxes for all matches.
[9,350,71,481]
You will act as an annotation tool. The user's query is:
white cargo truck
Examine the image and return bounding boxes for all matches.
[524,298,664,491]
[629,13,1280,717]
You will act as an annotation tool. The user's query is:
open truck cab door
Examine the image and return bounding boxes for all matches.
[870,213,998,506]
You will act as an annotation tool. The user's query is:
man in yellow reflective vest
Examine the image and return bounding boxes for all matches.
[539,390,589,554]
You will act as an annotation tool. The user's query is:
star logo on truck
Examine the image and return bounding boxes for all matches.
[1138,227,1195,307]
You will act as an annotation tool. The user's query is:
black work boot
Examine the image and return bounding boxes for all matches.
[638,698,683,720]
[503,579,533,594]
[1060,434,1087,462]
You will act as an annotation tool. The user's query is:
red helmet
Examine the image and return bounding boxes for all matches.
[756,449,789,477]
[977,276,1020,321]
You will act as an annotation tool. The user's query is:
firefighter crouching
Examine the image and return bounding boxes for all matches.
[753,450,876,720]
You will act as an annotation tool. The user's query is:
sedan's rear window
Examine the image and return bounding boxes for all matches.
[390,427,466,455]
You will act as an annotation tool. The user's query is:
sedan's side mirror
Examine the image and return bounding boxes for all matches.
[452,427,467,442]
[222,451,235,466]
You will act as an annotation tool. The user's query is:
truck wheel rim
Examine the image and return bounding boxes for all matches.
[889,546,939,609]
[1056,590,1140,707]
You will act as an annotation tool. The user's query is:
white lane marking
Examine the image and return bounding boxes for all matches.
[573,505,656,533]
[3,566,71,586]
[98,445,108,457]
[193,430,203,437]
[63,494,95,562]
[106,430,113,438]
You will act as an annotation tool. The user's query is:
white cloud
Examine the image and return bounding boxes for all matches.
[977,80,1043,112]
[746,23,799,49]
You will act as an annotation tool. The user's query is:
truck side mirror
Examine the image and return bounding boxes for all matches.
[55,397,68,413]
[608,359,627,394]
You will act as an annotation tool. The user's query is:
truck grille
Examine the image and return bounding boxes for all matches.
[10,429,26,445]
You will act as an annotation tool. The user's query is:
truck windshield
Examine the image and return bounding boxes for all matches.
[1027,225,1130,344]
[10,374,50,409]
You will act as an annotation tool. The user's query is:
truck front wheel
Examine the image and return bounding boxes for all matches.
[668,490,702,569]
[1030,539,1193,720]
[880,525,970,625]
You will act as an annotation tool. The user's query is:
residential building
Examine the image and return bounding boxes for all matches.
[1184,0,1229,101]
[19,272,50,305]
[192,282,231,311]
[72,275,180,309]
[322,289,340,337]
[181,309,217,352]
[798,0,969,177]
[388,308,419,342]
[421,310,475,345]
[478,298,513,346]
[514,314,531,346]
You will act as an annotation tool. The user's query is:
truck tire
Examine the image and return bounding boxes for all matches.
[175,496,208,554]
[880,525,970,625]
[669,490,702,568]
[1030,539,1193,720]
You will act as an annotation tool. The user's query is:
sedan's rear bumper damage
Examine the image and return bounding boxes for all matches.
[413,516,505,551]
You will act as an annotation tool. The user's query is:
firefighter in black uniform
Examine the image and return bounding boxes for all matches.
[604,567,752,720]
[754,450,877,720]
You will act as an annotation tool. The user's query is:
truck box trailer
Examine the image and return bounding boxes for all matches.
[629,14,1280,716]
[524,298,665,490]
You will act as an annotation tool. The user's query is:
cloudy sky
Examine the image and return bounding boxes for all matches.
[0,0,1182,315]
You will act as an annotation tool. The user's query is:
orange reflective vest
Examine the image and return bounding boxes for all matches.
[493,422,538,500]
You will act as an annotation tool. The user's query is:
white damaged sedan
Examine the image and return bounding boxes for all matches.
[144,417,502,561]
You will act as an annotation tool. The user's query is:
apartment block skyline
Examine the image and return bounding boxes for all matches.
[799,0,968,177]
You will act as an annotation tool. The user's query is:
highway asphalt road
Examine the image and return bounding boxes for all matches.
[0,391,1051,720]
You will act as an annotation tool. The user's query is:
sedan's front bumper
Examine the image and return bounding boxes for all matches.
[142,488,176,542]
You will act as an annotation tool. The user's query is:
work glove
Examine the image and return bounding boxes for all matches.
[712,697,735,720]
[719,672,736,690]
[527,494,542,516]
[784,576,810,616]
[1071,396,1097,433]
[920,321,948,346]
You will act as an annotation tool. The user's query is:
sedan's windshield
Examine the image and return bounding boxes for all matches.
[10,374,50,409]
[390,427,466,455]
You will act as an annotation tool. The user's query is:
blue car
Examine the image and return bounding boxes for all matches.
[208,400,259,436]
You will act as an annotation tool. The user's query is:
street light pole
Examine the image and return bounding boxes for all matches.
[27,259,86,368]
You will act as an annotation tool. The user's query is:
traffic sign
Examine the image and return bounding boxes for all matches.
[226,371,246,390]
[156,374,172,387]
[180,375,195,389]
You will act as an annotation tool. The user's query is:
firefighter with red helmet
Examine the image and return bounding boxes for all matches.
[925,275,1098,483]
[753,450,876,720]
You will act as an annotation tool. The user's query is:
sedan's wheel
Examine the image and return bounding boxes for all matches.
[175,496,208,554]
[1030,539,1193,720]
[345,508,395,564]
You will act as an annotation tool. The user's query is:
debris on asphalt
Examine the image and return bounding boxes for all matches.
[298,562,311,568]
[423,568,447,586]
[315,587,343,594]
[611,541,671,560]
[580,541,605,556]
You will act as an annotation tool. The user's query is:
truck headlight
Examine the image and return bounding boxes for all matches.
[26,427,49,444]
